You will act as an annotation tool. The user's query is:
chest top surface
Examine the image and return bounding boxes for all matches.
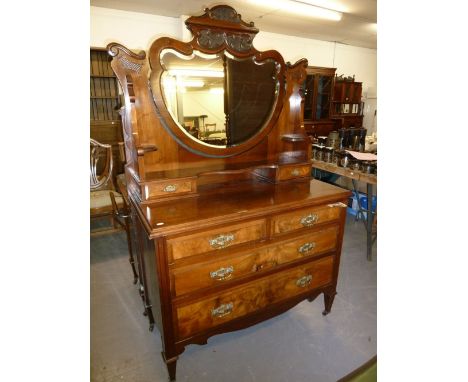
[137,179,349,236]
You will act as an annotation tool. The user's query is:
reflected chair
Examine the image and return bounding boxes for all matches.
[90,138,138,283]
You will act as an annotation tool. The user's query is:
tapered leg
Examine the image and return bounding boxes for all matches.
[162,353,178,381]
[322,290,337,316]
[124,216,138,284]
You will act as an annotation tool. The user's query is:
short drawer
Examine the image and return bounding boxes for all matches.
[145,178,196,200]
[171,225,339,296]
[167,219,267,261]
[277,164,311,181]
[271,204,343,236]
[176,256,334,339]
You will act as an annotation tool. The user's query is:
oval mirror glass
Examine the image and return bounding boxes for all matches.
[158,49,279,148]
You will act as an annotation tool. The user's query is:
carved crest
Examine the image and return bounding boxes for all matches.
[186,5,258,54]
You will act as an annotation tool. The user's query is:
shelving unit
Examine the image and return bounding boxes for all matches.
[302,66,338,138]
[90,48,124,174]
[331,78,364,128]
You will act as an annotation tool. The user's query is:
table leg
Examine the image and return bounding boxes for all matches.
[366,183,374,261]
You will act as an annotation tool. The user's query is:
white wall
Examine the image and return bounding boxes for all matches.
[90,6,181,51]
[91,6,377,130]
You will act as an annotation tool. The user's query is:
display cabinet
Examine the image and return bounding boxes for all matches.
[331,78,363,128]
[302,66,338,137]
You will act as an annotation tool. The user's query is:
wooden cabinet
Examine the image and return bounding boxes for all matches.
[90,48,124,174]
[331,79,364,128]
[108,5,350,381]
[302,66,338,138]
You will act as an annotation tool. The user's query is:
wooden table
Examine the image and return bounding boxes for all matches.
[311,160,377,261]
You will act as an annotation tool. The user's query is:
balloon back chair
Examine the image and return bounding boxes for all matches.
[90,138,138,283]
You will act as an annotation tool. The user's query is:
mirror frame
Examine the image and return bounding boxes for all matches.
[148,5,286,158]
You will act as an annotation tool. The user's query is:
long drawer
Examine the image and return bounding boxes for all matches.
[271,204,343,236]
[166,219,267,262]
[176,256,334,339]
[171,225,339,296]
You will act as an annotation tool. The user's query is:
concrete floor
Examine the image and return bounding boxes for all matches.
[91,213,377,382]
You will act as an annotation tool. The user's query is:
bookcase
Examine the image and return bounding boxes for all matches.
[90,48,124,174]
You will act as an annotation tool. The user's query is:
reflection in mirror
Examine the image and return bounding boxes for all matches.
[159,49,278,147]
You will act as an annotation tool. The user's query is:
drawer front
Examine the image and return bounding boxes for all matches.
[146,179,196,200]
[171,225,339,296]
[277,164,311,181]
[271,204,342,235]
[167,219,267,261]
[176,256,334,339]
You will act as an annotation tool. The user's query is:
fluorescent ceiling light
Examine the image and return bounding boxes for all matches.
[168,69,224,78]
[250,0,342,21]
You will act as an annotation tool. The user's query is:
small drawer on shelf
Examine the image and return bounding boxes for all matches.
[176,256,334,339]
[144,178,196,200]
[277,164,311,181]
[167,219,267,262]
[271,204,344,235]
[171,225,339,296]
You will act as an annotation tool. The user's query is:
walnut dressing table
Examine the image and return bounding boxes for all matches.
[108,5,350,380]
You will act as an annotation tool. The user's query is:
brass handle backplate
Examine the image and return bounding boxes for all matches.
[210,266,234,281]
[296,274,313,288]
[300,213,319,227]
[209,233,235,249]
[298,242,316,255]
[211,302,233,318]
[163,184,177,192]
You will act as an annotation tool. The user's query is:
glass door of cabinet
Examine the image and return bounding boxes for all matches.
[302,75,315,120]
[315,75,332,120]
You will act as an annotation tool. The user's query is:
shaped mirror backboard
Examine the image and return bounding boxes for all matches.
[159,49,279,147]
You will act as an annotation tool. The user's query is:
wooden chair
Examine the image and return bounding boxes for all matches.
[90,138,122,232]
[90,138,138,283]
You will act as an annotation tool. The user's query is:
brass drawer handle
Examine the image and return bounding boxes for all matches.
[210,266,234,281]
[163,184,177,192]
[209,233,235,249]
[211,302,233,318]
[300,213,319,227]
[296,274,313,288]
[298,242,316,255]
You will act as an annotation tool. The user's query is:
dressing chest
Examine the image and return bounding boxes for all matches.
[108,5,350,380]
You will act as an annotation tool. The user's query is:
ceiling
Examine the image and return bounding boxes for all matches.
[91,0,377,49]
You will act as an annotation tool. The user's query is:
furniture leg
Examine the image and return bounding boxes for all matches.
[351,179,364,222]
[124,216,138,284]
[162,353,178,381]
[366,183,374,261]
[322,290,337,315]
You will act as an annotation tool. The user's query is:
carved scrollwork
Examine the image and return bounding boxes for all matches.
[225,34,253,52]
[207,6,241,23]
[107,43,146,59]
[198,30,225,49]
[198,30,254,52]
